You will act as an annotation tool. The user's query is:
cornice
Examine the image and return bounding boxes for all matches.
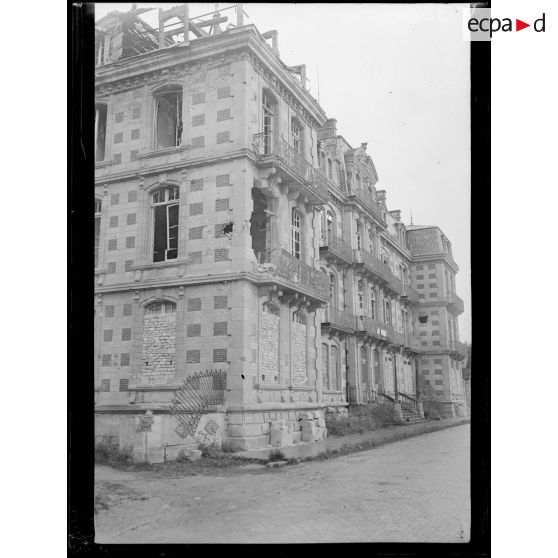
[95,26,327,130]
[410,252,459,273]
[94,147,256,185]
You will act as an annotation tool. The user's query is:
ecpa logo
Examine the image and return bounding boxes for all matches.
[463,8,546,41]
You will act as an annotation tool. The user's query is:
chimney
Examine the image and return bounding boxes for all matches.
[320,118,337,138]
[389,210,401,222]
[376,190,386,205]
[262,30,279,56]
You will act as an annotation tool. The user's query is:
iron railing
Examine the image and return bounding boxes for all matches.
[252,132,328,202]
[449,340,468,359]
[323,305,356,332]
[353,249,391,282]
[401,285,421,304]
[446,292,465,313]
[169,369,227,438]
[256,248,329,300]
[347,188,385,221]
[320,233,353,264]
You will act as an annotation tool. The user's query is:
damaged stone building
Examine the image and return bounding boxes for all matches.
[94,4,468,460]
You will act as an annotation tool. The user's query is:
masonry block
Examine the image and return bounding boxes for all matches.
[227,424,244,437]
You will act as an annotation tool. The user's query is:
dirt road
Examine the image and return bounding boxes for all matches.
[95,423,470,543]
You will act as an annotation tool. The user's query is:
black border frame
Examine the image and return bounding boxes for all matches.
[69,1,490,555]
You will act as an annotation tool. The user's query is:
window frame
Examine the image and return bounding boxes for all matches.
[153,86,183,151]
[291,208,303,260]
[150,186,180,263]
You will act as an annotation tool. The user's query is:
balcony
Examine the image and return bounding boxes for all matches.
[347,188,385,222]
[322,305,355,333]
[252,132,328,204]
[404,335,423,352]
[401,285,421,305]
[445,292,464,314]
[449,340,468,359]
[320,234,353,265]
[384,271,404,296]
[356,316,406,345]
[353,249,391,283]
[255,249,329,302]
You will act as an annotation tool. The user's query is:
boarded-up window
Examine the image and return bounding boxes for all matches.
[214,249,229,262]
[155,90,183,149]
[213,348,227,362]
[187,298,201,311]
[142,301,176,384]
[292,312,307,386]
[100,379,110,392]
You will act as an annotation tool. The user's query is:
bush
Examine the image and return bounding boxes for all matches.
[198,442,223,458]
[423,398,444,420]
[95,442,134,466]
[325,403,399,436]
[268,449,286,462]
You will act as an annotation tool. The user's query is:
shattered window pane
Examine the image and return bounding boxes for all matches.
[156,91,183,149]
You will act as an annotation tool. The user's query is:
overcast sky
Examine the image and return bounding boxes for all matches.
[95,3,471,342]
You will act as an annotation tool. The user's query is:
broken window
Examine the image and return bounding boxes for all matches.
[262,90,276,154]
[95,198,102,268]
[95,104,107,162]
[155,89,183,149]
[152,187,179,262]
[250,188,269,263]
[291,208,302,260]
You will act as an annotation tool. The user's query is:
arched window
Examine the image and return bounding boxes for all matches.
[147,300,176,314]
[95,198,102,268]
[154,86,183,149]
[95,103,107,162]
[321,344,329,390]
[369,286,376,319]
[262,90,276,154]
[385,299,392,325]
[326,210,335,241]
[293,311,307,325]
[357,280,365,312]
[360,346,369,386]
[356,223,362,250]
[368,228,375,254]
[331,345,339,391]
[152,186,180,262]
[291,208,303,260]
[291,117,302,154]
[329,272,338,308]
[320,151,327,172]
[142,300,177,382]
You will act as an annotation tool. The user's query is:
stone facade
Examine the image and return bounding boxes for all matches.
[94,6,467,459]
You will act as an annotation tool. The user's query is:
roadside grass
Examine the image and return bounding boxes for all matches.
[325,404,400,436]
[95,419,470,479]
[299,418,471,463]
[94,481,148,514]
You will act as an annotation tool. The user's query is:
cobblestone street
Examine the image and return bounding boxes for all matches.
[95,424,470,544]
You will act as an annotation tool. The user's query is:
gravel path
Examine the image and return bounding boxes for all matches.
[95,424,470,543]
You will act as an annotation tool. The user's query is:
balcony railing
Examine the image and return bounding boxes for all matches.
[404,335,423,352]
[401,284,421,304]
[449,340,468,359]
[347,188,385,221]
[320,234,353,264]
[323,305,356,332]
[356,316,405,345]
[256,248,329,301]
[446,292,465,314]
[353,249,391,283]
[252,132,328,203]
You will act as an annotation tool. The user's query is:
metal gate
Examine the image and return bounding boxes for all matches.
[169,369,227,438]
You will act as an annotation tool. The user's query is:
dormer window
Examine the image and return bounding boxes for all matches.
[155,88,183,149]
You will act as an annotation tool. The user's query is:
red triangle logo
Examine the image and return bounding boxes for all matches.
[516,19,530,31]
